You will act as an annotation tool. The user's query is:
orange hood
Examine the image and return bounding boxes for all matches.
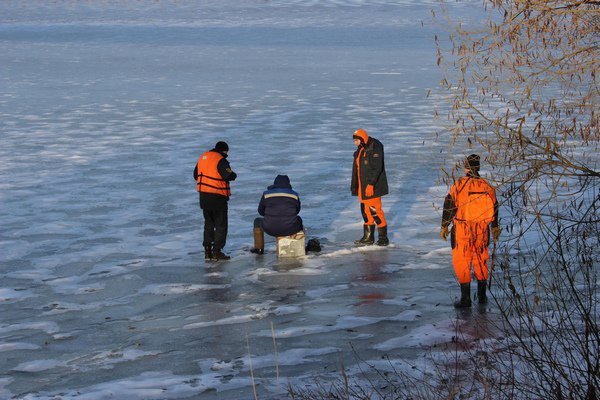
[353,129,369,145]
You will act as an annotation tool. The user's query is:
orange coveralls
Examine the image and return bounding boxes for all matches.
[443,176,498,284]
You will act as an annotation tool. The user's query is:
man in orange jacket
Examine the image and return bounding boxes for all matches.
[194,141,237,261]
[351,129,389,246]
[441,154,501,308]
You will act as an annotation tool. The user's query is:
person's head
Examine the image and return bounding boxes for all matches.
[464,154,480,175]
[269,174,292,189]
[215,141,229,154]
[353,129,369,147]
[274,174,291,187]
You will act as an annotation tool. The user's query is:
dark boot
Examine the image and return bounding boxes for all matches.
[477,280,488,304]
[376,226,389,246]
[204,246,212,260]
[355,224,375,245]
[212,249,231,261]
[454,282,472,308]
[250,227,264,255]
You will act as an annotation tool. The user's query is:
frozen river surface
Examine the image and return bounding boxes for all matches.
[0,1,500,399]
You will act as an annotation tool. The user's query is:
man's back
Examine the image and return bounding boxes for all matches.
[258,175,303,237]
[450,176,496,224]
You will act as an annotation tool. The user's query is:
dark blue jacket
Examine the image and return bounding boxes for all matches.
[258,175,303,237]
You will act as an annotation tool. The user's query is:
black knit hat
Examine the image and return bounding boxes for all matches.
[215,141,229,152]
[466,154,480,171]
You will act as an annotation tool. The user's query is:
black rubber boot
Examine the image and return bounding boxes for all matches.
[376,226,389,246]
[212,249,231,261]
[477,280,488,304]
[454,282,472,308]
[204,246,212,260]
[250,227,264,254]
[355,224,375,245]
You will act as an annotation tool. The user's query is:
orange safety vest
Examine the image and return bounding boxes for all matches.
[196,151,231,196]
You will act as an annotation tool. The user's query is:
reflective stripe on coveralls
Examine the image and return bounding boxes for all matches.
[196,151,231,196]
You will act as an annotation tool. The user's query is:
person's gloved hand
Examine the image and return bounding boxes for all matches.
[440,226,449,241]
[365,184,374,197]
[492,226,501,241]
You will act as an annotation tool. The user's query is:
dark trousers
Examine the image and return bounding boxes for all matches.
[203,209,228,251]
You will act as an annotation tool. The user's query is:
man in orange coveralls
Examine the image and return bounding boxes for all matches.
[351,128,389,246]
[441,154,501,308]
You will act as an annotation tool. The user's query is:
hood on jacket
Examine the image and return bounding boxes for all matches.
[268,174,292,189]
[352,129,369,146]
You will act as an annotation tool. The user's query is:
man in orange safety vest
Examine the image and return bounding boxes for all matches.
[194,141,237,261]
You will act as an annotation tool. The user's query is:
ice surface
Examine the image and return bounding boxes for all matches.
[0,1,502,399]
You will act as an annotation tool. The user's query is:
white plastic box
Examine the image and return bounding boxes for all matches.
[276,231,306,258]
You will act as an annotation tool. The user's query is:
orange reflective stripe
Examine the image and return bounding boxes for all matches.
[356,147,364,200]
[196,151,231,196]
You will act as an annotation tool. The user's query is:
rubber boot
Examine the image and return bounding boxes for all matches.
[204,246,212,261]
[376,226,389,246]
[355,224,375,245]
[477,280,488,304]
[251,227,264,255]
[454,282,472,308]
[212,249,231,261]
